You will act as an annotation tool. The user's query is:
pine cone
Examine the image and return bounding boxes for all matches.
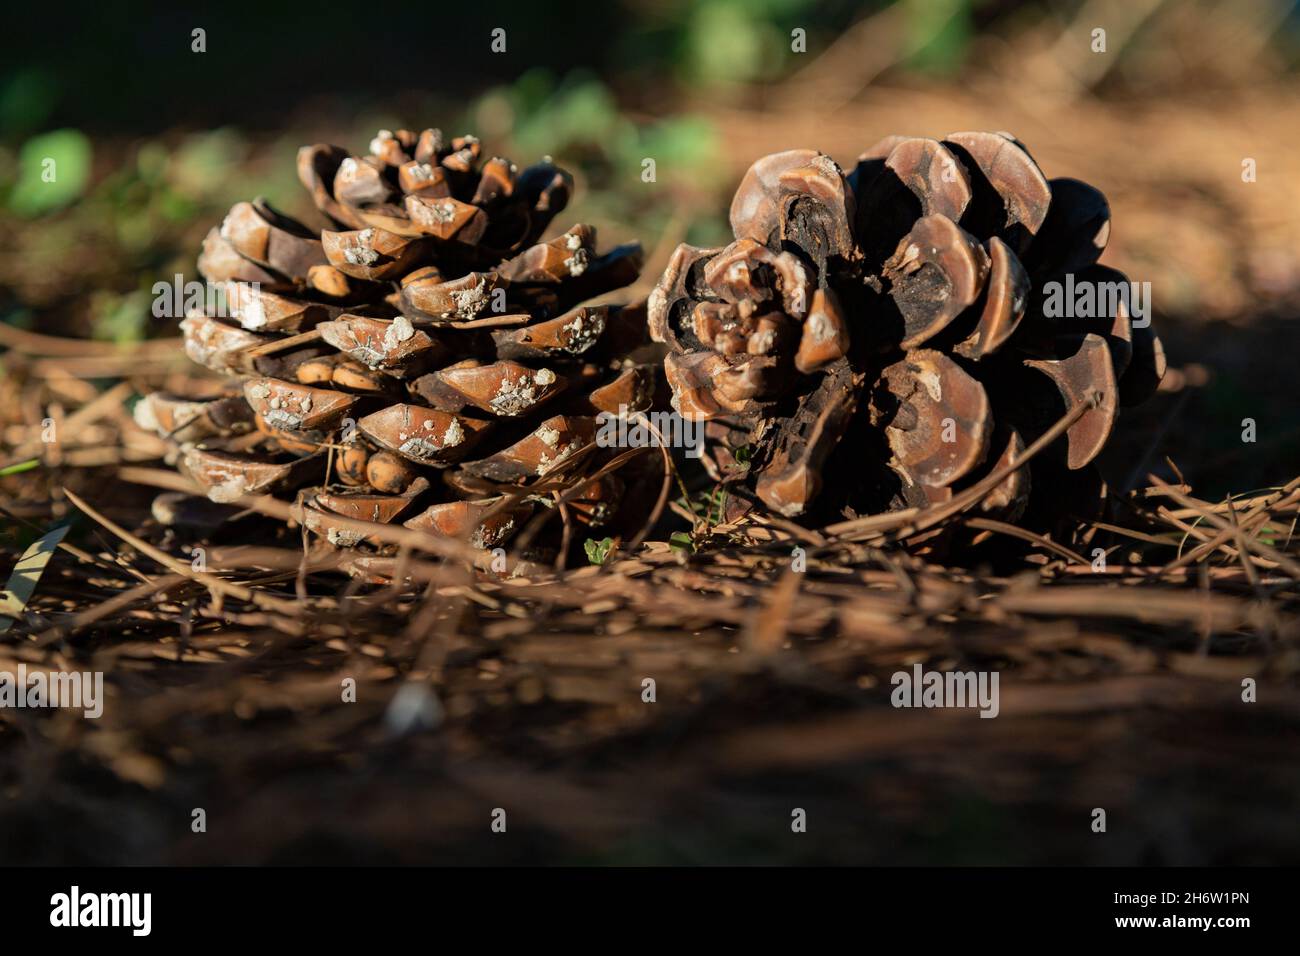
[649,132,1165,527]
[137,128,651,554]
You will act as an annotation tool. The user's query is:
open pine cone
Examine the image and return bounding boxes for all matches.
[137,128,651,554]
[650,132,1165,527]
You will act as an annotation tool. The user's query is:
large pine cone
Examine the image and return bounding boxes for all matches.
[137,128,651,553]
[650,132,1165,526]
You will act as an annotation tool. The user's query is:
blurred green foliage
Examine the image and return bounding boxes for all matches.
[680,0,817,86]
[474,70,725,195]
[469,69,731,253]
[0,124,297,340]
[7,129,92,216]
[902,0,973,75]
[0,62,734,342]
[615,0,978,88]
[4,0,1300,348]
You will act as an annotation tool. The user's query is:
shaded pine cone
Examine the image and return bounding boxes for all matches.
[137,127,653,554]
[649,132,1166,526]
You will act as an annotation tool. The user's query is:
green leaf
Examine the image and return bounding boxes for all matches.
[0,459,40,477]
[584,536,615,565]
[669,531,695,554]
[8,129,92,216]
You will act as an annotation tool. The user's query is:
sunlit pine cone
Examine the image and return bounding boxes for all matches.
[649,132,1165,527]
[135,127,652,554]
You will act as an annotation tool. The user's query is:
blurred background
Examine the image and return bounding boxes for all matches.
[3,0,1300,496]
